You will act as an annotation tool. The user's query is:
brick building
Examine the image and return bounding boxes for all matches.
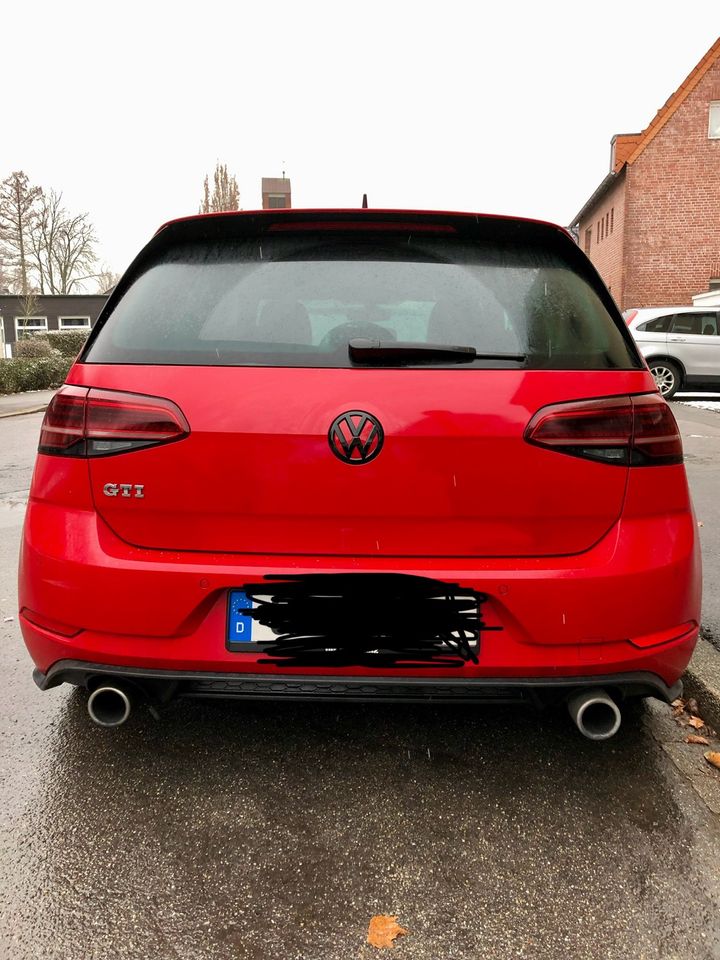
[261,177,291,209]
[570,38,720,311]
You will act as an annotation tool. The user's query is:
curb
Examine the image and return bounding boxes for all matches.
[683,636,720,733]
[0,404,49,419]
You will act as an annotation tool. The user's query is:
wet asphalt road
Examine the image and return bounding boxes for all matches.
[2,408,720,960]
[678,399,720,649]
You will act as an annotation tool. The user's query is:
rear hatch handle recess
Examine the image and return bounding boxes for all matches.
[348,338,527,366]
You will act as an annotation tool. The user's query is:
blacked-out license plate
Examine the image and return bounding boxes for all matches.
[226,588,481,653]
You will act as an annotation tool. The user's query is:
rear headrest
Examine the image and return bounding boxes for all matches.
[427,298,515,351]
[257,300,312,344]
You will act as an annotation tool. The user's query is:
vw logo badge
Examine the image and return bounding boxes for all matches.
[328,410,384,464]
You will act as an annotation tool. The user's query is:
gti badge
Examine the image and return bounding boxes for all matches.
[328,411,384,464]
[103,483,145,498]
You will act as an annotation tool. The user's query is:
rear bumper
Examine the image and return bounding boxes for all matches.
[34,661,683,705]
[19,496,702,690]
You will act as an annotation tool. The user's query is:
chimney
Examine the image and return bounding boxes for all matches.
[262,176,292,210]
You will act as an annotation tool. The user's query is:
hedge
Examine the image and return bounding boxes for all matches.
[14,338,56,359]
[17,330,90,359]
[43,330,90,358]
[0,355,73,394]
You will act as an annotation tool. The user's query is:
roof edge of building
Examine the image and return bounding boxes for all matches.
[569,36,720,230]
[625,35,720,166]
[568,171,620,229]
[0,292,108,299]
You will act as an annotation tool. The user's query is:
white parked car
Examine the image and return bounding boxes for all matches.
[624,306,720,399]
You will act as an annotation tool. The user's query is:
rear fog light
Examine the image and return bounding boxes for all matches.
[21,608,82,638]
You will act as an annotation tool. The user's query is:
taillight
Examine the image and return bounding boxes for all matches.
[39,386,190,457]
[630,394,684,465]
[37,385,88,452]
[624,309,638,326]
[524,394,683,466]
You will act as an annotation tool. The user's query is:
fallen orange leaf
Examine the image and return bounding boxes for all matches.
[685,735,709,745]
[367,915,408,950]
[704,751,720,771]
[687,716,705,730]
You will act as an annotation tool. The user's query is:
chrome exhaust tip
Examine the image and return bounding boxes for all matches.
[567,689,622,741]
[87,685,132,728]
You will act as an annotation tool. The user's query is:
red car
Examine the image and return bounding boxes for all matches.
[18,209,701,739]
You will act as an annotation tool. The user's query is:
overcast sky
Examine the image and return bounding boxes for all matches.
[3,1,718,282]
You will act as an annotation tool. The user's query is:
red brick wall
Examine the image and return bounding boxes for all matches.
[623,60,720,308]
[578,174,627,308]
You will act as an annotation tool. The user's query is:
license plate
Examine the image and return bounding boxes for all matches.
[226,587,483,655]
[226,590,278,650]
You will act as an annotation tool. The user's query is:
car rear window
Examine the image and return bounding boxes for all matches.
[85,234,641,370]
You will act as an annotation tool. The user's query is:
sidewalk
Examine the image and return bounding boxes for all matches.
[0,389,56,418]
[685,636,720,733]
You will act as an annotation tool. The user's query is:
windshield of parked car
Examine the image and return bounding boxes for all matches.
[84,234,641,370]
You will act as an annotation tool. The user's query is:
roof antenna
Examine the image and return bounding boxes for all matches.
[362,193,368,209]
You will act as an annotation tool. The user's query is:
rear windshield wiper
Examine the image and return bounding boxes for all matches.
[348,338,526,366]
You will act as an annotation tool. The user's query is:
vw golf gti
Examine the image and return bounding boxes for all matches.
[18,208,701,739]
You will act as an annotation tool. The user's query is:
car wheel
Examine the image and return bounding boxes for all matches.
[649,360,681,399]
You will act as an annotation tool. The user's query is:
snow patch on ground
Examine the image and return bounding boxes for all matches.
[676,392,720,414]
[679,401,720,413]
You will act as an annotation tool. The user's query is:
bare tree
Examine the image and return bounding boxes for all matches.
[27,189,62,294]
[200,175,211,215]
[16,290,41,339]
[199,163,240,213]
[0,171,42,295]
[94,266,121,294]
[28,190,99,294]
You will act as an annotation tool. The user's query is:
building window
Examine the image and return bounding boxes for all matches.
[267,195,288,209]
[59,316,91,329]
[610,208,614,233]
[605,212,610,236]
[597,222,600,243]
[709,102,720,139]
[15,316,48,336]
[584,228,592,254]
